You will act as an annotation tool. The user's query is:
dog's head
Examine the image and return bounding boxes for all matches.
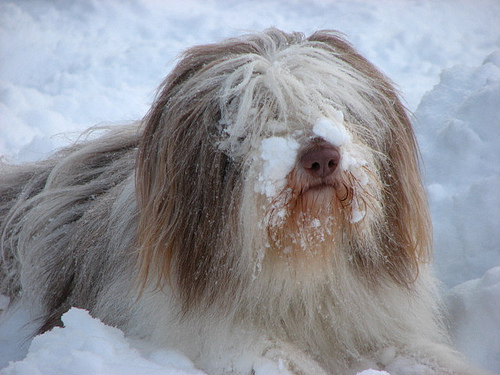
[136,29,431,308]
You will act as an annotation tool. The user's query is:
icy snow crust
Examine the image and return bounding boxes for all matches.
[1,0,499,374]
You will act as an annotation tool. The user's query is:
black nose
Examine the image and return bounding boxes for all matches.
[300,145,340,178]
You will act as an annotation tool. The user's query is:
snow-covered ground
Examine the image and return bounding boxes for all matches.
[0,0,499,374]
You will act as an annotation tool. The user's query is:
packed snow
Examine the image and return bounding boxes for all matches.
[257,136,300,198]
[0,0,499,374]
[0,308,205,375]
[313,114,349,147]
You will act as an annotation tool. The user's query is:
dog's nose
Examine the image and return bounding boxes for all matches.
[300,145,340,178]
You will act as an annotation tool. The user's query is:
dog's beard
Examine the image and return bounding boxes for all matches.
[263,165,382,269]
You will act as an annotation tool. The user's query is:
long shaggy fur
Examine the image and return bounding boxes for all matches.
[0,29,483,374]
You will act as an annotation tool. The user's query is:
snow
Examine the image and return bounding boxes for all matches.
[0,309,204,375]
[415,53,500,289]
[0,0,499,374]
[0,306,396,375]
[313,114,349,147]
[446,267,500,370]
[257,136,300,198]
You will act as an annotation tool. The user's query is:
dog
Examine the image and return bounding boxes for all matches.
[0,29,484,374]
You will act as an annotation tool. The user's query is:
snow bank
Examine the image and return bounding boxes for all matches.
[0,308,204,375]
[416,52,500,288]
[0,308,394,375]
[447,267,500,371]
[414,53,500,373]
[0,301,37,368]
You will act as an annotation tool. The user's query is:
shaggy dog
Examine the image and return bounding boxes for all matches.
[0,29,483,374]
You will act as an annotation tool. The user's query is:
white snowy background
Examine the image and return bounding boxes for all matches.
[0,0,499,374]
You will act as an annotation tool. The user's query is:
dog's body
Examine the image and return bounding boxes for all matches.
[0,29,482,374]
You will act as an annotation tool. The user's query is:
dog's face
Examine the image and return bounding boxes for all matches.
[136,29,431,309]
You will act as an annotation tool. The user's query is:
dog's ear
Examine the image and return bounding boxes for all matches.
[379,105,433,286]
[134,29,304,300]
[309,31,432,285]
[135,41,244,304]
